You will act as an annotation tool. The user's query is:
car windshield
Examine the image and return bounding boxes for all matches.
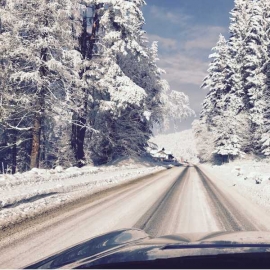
[0,0,270,269]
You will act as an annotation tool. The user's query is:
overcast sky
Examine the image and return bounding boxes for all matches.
[142,0,235,131]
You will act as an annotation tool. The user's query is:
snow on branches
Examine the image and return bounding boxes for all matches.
[195,0,270,163]
[0,0,194,172]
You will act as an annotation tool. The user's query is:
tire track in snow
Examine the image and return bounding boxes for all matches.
[134,167,189,236]
[195,166,257,231]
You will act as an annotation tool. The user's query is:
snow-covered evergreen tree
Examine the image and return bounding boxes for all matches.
[1,0,81,170]
[241,0,267,152]
[212,111,247,162]
[0,0,194,171]
[261,52,270,156]
[79,0,194,164]
[197,0,270,163]
[94,0,151,162]
[201,34,231,125]
[225,0,249,115]
[257,0,270,156]
[0,0,30,173]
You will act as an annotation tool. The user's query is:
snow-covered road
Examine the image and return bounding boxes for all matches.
[1,165,270,268]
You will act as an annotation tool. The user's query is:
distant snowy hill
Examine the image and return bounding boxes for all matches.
[150,130,199,163]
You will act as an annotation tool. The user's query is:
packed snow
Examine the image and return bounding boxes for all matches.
[202,158,270,213]
[150,129,199,163]
[0,158,165,229]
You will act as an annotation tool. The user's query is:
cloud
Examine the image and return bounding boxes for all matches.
[143,2,231,130]
[145,24,228,87]
[147,34,178,51]
[184,26,228,50]
[159,53,208,86]
[149,5,192,26]
[144,8,227,120]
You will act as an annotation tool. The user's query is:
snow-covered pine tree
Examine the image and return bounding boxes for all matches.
[242,0,267,153]
[77,0,149,163]
[260,48,270,157]
[226,0,248,115]
[198,7,251,162]
[258,0,270,157]
[201,34,230,126]
[0,0,28,173]
[70,2,103,167]
[98,0,194,162]
[212,111,248,163]
[95,0,151,162]
[198,0,270,162]
[229,0,249,58]
[1,0,195,170]
[7,0,81,169]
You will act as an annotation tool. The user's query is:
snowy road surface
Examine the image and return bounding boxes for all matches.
[1,165,270,268]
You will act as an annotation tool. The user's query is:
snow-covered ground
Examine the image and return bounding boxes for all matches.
[202,158,270,213]
[0,157,165,229]
[150,129,199,163]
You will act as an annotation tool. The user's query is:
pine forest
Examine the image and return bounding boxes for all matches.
[194,0,270,163]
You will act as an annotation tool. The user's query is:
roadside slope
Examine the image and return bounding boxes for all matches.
[200,160,270,213]
[0,158,165,230]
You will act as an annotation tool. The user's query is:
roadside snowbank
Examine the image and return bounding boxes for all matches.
[201,159,270,212]
[0,159,165,229]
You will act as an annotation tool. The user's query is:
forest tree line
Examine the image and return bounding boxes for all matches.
[193,0,270,163]
[0,0,193,173]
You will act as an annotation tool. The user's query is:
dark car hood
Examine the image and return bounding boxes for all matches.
[25,229,270,269]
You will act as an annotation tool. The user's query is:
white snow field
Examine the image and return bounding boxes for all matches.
[0,158,165,229]
[150,129,199,163]
[202,158,270,213]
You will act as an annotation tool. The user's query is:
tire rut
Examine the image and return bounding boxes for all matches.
[134,167,189,236]
[195,166,256,231]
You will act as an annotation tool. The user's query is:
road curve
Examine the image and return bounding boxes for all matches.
[0,165,270,268]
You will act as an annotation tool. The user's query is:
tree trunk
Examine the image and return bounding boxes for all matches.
[71,4,102,167]
[71,111,87,167]
[30,113,42,169]
[11,129,17,174]
[30,43,47,168]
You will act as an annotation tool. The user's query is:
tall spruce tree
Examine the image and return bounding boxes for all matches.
[196,0,270,162]
[242,0,266,152]
[261,47,270,156]
[0,0,19,173]
[258,0,270,156]
[201,34,231,125]
[2,0,81,169]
